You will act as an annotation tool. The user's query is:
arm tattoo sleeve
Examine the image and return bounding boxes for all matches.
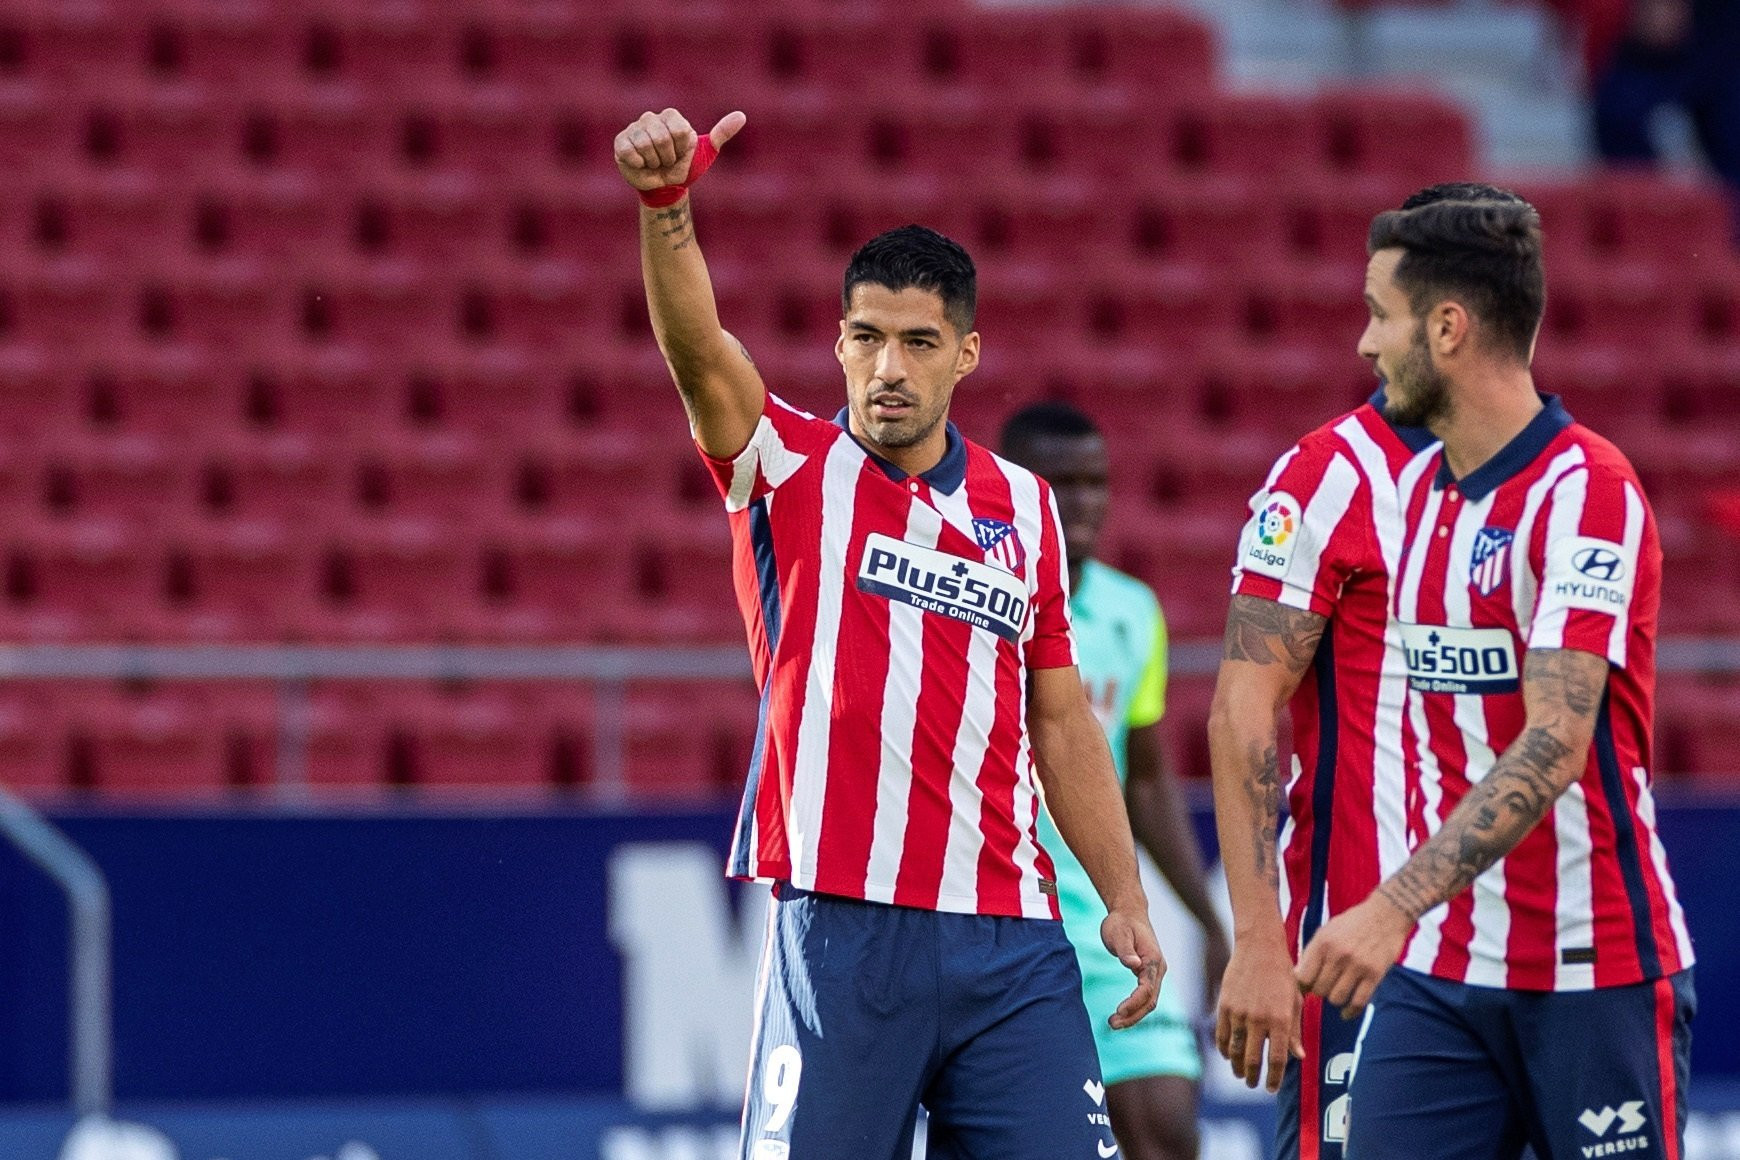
[1222,595,1328,674]
[1377,649,1607,922]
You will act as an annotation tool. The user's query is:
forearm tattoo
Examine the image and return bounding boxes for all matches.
[1222,596,1327,675]
[652,203,694,250]
[1377,650,1605,922]
[1245,740,1282,889]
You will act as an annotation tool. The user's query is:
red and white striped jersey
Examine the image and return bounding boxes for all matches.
[1230,395,1439,956]
[1394,395,1693,990]
[702,392,1077,919]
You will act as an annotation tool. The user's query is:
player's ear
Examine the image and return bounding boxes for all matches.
[1433,302,1470,356]
[954,330,980,381]
[835,320,848,367]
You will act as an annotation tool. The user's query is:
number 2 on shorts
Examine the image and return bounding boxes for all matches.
[761,1044,803,1134]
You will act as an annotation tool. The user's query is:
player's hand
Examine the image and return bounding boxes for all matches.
[1295,894,1411,1021]
[614,108,746,193]
[1215,934,1303,1092]
[1102,908,1167,1030]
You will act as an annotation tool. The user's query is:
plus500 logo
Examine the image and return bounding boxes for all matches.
[857,533,1028,641]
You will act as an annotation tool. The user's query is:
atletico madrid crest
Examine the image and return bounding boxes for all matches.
[1469,526,1514,596]
[973,518,1026,574]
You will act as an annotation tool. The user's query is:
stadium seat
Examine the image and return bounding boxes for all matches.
[1312,89,1474,184]
[4,519,159,639]
[0,344,81,440]
[162,517,320,641]
[370,683,551,787]
[1582,173,1736,267]
[39,431,191,524]
[75,686,229,793]
[1165,95,1325,180]
[0,682,71,792]
[351,429,504,522]
[317,517,474,639]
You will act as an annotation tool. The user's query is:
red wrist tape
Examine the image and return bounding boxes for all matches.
[638,134,720,208]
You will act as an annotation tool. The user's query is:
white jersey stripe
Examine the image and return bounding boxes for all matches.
[787,440,863,881]
[861,500,941,903]
[1338,418,1422,880]
[1398,482,1450,974]
[1609,484,1645,665]
[1508,446,1586,648]
[929,480,999,911]
[1278,453,1361,610]
[1552,782,1597,990]
[1446,491,1509,988]
[1633,766,1696,967]
[1528,467,1592,650]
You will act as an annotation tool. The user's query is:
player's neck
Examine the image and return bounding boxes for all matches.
[1433,368,1541,481]
[851,419,949,479]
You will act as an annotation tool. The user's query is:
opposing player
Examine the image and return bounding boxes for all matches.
[614,107,1165,1160]
[1001,402,1231,1160]
[1297,193,1695,1158]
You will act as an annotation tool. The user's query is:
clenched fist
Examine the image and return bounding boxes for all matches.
[614,107,746,194]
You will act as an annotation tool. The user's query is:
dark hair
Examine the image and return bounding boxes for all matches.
[1401,182,1528,210]
[843,225,977,336]
[999,400,1101,452]
[1368,197,1546,361]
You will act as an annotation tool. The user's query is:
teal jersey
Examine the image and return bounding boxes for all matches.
[1037,559,1168,919]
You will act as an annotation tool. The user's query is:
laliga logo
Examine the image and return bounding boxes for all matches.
[1573,546,1626,582]
[1257,499,1297,547]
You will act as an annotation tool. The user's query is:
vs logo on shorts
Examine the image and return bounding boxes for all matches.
[1469,526,1514,596]
[973,518,1026,574]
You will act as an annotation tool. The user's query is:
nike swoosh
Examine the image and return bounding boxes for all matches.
[1098,1140,1120,1158]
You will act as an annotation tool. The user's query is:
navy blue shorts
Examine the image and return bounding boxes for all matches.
[739,885,1114,1160]
[1275,993,1364,1160]
[1345,966,1695,1160]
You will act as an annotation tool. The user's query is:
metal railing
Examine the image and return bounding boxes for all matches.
[2,638,1738,795]
[0,787,111,1117]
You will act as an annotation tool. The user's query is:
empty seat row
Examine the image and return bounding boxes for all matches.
[0,87,1475,190]
[2,7,1212,100]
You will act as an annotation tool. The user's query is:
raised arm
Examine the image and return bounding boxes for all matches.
[1296,648,1607,1017]
[1029,664,1167,1030]
[1207,594,1324,1091]
[613,107,763,459]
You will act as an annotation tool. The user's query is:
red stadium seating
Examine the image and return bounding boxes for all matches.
[0,0,1734,788]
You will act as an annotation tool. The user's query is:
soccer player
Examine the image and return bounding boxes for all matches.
[1296,193,1695,1159]
[613,107,1166,1160]
[1000,402,1233,1160]
[1206,330,1438,1159]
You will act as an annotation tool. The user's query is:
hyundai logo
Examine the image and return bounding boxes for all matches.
[1573,546,1626,582]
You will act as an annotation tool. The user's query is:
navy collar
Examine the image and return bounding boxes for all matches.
[1366,387,1438,454]
[1432,394,1574,502]
[832,408,969,495]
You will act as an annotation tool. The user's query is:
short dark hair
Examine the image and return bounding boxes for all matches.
[1401,182,1528,210]
[1368,197,1546,361]
[999,400,1101,452]
[843,225,977,336]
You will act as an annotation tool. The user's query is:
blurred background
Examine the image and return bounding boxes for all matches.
[0,0,1735,1157]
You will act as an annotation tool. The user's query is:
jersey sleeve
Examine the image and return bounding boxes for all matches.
[1126,601,1168,729]
[1527,464,1651,667]
[1024,482,1079,671]
[695,393,825,513]
[1230,439,1368,618]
